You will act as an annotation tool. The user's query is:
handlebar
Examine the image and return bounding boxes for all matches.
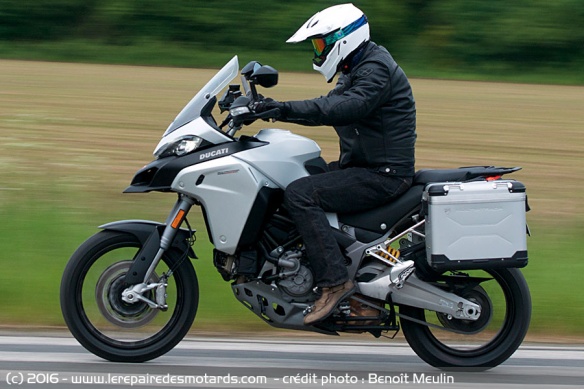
[218,60,280,135]
[223,104,281,136]
[254,107,281,120]
[231,107,280,127]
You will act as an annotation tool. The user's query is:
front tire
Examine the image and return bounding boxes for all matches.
[60,230,199,362]
[400,268,531,370]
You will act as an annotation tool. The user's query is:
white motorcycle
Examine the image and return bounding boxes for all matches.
[61,56,531,370]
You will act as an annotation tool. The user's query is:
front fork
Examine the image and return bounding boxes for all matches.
[121,195,196,309]
[145,195,195,281]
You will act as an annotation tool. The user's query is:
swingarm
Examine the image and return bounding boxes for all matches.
[358,273,482,321]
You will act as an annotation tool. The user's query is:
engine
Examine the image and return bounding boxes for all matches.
[212,210,318,300]
[274,250,315,298]
[213,247,315,301]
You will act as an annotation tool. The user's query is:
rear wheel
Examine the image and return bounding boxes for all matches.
[60,230,198,362]
[400,268,531,370]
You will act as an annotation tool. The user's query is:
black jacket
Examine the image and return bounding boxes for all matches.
[283,41,416,177]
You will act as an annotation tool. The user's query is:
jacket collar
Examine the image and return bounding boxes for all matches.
[340,41,372,74]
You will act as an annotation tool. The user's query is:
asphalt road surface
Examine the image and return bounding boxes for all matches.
[1,334,583,388]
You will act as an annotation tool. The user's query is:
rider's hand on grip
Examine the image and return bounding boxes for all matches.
[254,98,288,121]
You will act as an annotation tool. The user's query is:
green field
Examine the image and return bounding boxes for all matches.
[0,60,583,339]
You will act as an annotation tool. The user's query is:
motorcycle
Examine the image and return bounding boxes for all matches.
[60,56,531,370]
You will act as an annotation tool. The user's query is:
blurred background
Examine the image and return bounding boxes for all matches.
[0,0,582,83]
[0,0,582,339]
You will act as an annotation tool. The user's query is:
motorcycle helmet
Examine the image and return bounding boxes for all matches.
[287,3,370,83]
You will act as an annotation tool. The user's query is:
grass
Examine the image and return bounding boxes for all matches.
[0,59,583,337]
[523,225,584,335]
[1,40,583,86]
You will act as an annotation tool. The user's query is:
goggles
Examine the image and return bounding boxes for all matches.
[310,14,368,57]
[311,38,328,57]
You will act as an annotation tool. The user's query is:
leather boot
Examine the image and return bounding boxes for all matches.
[304,280,355,325]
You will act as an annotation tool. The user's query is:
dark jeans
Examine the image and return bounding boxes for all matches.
[284,163,412,288]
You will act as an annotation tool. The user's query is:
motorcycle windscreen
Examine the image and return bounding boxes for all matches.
[164,56,240,136]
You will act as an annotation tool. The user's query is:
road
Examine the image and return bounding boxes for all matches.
[1,334,583,388]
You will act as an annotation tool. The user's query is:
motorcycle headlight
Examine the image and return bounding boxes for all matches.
[154,136,203,158]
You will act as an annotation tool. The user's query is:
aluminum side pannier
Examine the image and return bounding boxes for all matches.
[423,180,528,271]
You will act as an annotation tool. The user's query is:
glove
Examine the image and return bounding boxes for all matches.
[254,98,288,120]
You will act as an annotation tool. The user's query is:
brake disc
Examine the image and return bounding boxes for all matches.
[95,260,160,329]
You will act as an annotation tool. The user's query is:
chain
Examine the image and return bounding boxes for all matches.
[396,311,471,335]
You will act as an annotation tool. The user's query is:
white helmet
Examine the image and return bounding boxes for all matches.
[287,3,370,82]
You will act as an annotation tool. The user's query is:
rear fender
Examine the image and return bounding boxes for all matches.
[99,220,196,284]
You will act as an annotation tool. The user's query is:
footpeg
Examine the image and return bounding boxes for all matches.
[389,260,415,289]
[338,301,351,316]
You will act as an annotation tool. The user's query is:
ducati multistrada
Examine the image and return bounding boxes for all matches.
[60,56,531,370]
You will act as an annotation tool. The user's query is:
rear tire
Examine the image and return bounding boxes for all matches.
[60,230,198,362]
[400,268,531,370]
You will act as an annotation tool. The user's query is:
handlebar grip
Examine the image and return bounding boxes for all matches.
[231,107,280,129]
[255,108,281,120]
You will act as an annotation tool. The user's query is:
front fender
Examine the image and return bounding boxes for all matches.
[100,220,197,284]
[100,219,159,242]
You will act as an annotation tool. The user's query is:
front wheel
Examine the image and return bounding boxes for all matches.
[60,230,199,362]
[400,268,531,370]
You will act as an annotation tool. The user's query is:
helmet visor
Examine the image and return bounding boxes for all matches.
[312,38,335,67]
[312,38,327,56]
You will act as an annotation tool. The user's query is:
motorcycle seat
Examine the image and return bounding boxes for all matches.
[414,166,521,185]
[338,184,424,239]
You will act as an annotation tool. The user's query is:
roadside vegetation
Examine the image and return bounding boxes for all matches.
[0,1,582,85]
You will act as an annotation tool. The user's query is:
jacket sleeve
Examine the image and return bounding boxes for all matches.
[283,60,392,127]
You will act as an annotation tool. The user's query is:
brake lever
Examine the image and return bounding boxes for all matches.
[230,107,280,130]
[255,108,281,121]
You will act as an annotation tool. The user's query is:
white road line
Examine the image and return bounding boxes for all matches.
[1,335,583,360]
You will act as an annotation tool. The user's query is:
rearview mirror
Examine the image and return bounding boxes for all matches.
[251,65,279,88]
[241,61,261,79]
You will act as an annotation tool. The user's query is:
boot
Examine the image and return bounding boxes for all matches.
[346,294,382,326]
[304,280,355,325]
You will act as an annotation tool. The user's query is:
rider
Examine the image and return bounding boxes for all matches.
[256,3,417,326]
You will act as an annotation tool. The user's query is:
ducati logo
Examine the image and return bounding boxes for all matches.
[200,147,229,160]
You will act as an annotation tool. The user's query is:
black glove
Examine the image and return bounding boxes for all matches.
[254,98,288,120]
